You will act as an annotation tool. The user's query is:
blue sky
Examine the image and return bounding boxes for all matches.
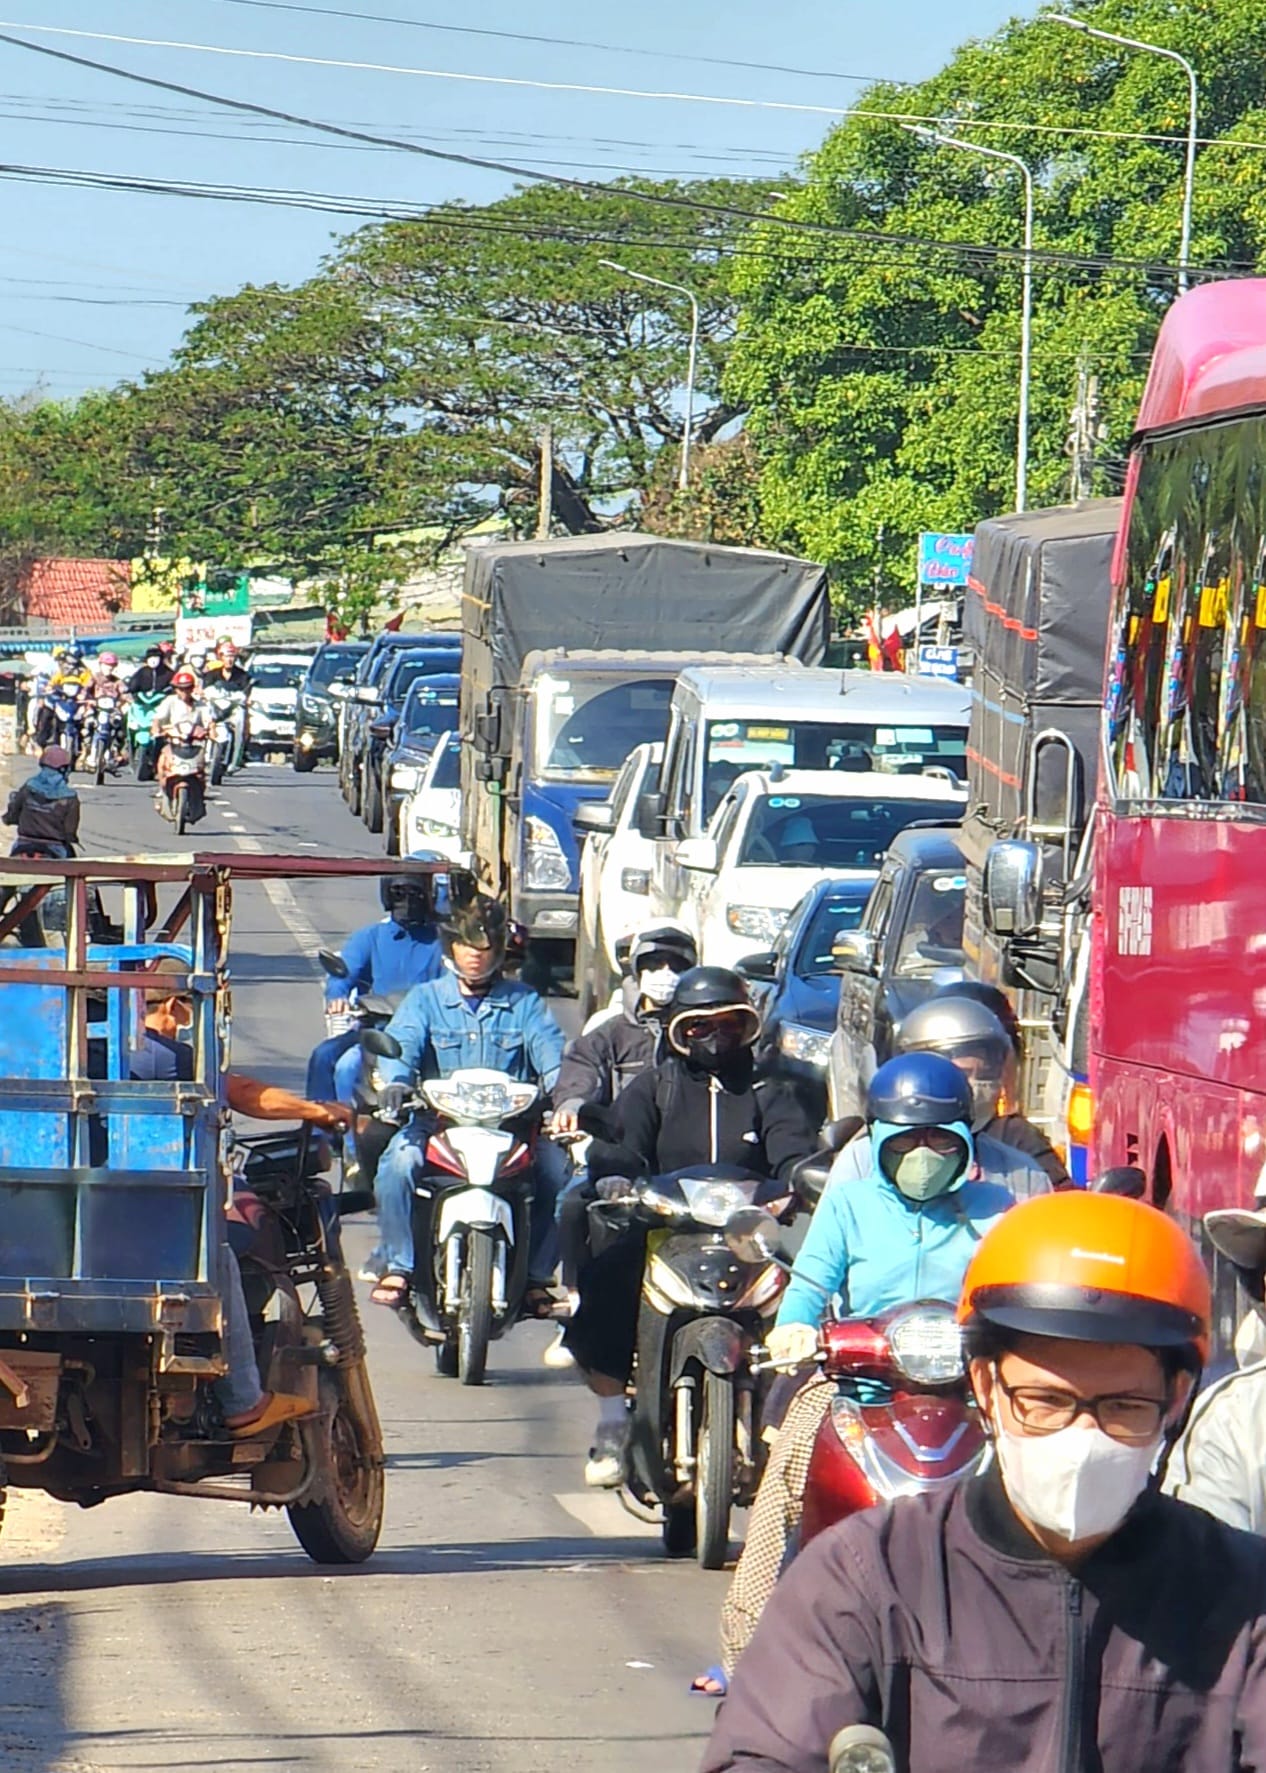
[0,0,1029,397]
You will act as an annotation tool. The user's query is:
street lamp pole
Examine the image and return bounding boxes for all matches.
[903,125,1034,512]
[599,259,700,490]
[1046,14,1198,293]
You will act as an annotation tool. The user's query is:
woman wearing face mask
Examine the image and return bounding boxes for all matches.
[564,966,820,1487]
[705,1193,1266,1773]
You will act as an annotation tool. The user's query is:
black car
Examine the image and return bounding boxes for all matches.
[339,634,458,817]
[292,640,369,772]
[826,826,968,1120]
[737,877,874,1105]
[381,674,461,855]
[360,649,463,834]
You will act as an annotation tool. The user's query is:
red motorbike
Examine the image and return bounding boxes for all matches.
[799,1300,986,1546]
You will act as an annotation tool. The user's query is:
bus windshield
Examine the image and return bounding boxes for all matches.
[702,719,966,816]
[534,675,675,782]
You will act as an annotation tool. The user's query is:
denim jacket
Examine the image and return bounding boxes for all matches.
[378,970,565,1091]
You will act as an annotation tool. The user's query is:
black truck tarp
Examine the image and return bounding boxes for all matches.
[965,499,1121,831]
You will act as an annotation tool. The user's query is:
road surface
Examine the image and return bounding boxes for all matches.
[0,758,727,1773]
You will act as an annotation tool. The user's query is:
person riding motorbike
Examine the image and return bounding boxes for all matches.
[305,872,445,1103]
[205,640,252,695]
[703,1191,1266,1773]
[35,652,91,750]
[129,647,173,697]
[3,745,80,858]
[564,965,820,1489]
[368,891,568,1315]
[827,995,1064,1197]
[699,1052,1017,1690]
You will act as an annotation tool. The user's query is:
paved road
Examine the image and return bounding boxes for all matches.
[0,758,726,1773]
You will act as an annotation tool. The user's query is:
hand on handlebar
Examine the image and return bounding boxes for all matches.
[595,1174,638,1204]
[765,1323,820,1370]
[551,1106,580,1137]
[310,1100,354,1132]
[326,998,350,1016]
[379,1083,411,1123]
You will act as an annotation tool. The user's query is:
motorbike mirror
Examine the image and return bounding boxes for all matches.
[360,1027,402,1059]
[318,946,349,979]
[828,1725,896,1773]
[821,1114,863,1154]
[1092,1165,1147,1199]
[723,1206,783,1266]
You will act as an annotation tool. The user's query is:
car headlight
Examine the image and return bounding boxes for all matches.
[886,1305,964,1386]
[726,904,787,944]
[524,815,572,891]
[414,815,459,838]
[390,764,421,791]
[300,692,324,716]
[778,1022,832,1068]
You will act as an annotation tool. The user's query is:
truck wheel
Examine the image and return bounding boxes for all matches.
[458,1229,494,1386]
[287,1368,384,1565]
[695,1371,735,1570]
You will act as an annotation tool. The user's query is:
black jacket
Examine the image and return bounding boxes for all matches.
[597,1051,818,1183]
[4,780,80,847]
[130,664,172,696]
[553,983,662,1113]
[991,1109,1070,1187]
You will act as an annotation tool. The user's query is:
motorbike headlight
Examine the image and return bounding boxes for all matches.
[524,816,572,891]
[423,1076,538,1124]
[679,1178,758,1228]
[726,904,787,944]
[778,1022,832,1068]
[390,764,421,791]
[886,1305,964,1386]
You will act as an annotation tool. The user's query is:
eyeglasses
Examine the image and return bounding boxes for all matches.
[995,1373,1168,1445]
[883,1127,964,1159]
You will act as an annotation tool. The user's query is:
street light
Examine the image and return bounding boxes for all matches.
[1045,13,1198,293]
[902,124,1034,512]
[598,259,700,490]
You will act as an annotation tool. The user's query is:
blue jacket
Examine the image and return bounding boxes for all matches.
[379,969,565,1092]
[777,1123,1014,1329]
[325,917,443,1004]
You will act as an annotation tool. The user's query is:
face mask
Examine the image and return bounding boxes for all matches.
[991,1406,1161,1543]
[885,1143,964,1202]
[683,1027,747,1069]
[639,966,679,1007]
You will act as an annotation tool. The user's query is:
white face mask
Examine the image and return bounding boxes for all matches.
[639,966,679,1007]
[991,1407,1162,1543]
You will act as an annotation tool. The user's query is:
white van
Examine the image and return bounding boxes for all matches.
[648,666,970,922]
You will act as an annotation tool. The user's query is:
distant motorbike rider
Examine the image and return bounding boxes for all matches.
[828,994,1065,1197]
[305,872,445,1102]
[152,670,212,812]
[368,892,567,1315]
[35,653,90,750]
[129,646,173,697]
[3,745,80,857]
[703,1053,1017,1689]
[564,965,820,1489]
[205,639,252,694]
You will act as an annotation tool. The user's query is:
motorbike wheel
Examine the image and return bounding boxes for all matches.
[134,742,154,783]
[662,1501,697,1559]
[293,747,316,774]
[434,1340,459,1378]
[287,1368,384,1565]
[695,1371,736,1570]
[362,762,384,835]
[92,743,105,787]
[457,1228,495,1386]
[210,745,227,787]
[345,753,362,815]
[173,783,189,837]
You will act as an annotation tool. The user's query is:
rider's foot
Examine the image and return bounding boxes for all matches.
[584,1414,629,1488]
[226,1390,314,1439]
[542,1326,575,1369]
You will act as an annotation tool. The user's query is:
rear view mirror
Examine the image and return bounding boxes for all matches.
[735,949,778,983]
[832,930,876,974]
[368,720,393,741]
[675,835,718,873]
[984,840,1043,938]
[1093,1166,1147,1199]
[355,685,382,706]
[318,947,349,979]
[635,789,665,838]
[573,801,615,836]
[723,1207,783,1266]
[361,1028,402,1059]
[328,682,350,701]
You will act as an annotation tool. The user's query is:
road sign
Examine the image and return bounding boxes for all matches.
[918,644,960,681]
[918,532,974,587]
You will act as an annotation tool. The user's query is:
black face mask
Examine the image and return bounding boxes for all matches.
[389,894,430,928]
[682,1027,749,1069]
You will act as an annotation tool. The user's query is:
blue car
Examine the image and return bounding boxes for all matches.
[736,876,875,1098]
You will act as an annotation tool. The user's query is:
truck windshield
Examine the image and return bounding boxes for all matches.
[739,794,964,871]
[703,720,967,816]
[536,675,675,782]
[893,871,968,976]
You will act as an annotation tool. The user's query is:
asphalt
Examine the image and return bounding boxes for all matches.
[0,756,727,1773]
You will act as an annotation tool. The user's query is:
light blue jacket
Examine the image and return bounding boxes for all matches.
[777,1124,1014,1329]
[378,969,565,1092]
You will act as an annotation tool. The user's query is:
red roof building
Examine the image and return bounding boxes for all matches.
[21,558,131,632]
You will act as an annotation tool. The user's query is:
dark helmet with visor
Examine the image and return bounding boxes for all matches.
[897,994,1014,1130]
[380,870,435,925]
[665,965,760,1066]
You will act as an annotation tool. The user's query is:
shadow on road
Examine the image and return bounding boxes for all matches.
[0,1599,76,1770]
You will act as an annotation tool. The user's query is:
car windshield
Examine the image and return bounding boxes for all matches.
[384,656,454,703]
[307,646,365,689]
[738,794,964,871]
[794,889,871,976]
[251,659,307,690]
[536,674,674,782]
[431,741,460,789]
[893,870,969,976]
[403,693,458,738]
[703,720,967,817]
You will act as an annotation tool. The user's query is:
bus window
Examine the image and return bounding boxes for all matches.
[1111,442,1176,798]
[1155,443,1211,799]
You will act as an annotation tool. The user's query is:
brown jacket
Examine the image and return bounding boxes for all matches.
[703,1463,1266,1772]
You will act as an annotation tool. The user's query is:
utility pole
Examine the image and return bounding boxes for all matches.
[1068,358,1102,503]
[536,425,553,540]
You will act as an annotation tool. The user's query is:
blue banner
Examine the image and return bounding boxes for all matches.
[918,532,974,587]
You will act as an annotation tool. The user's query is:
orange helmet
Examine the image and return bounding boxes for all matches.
[958,1191,1210,1366]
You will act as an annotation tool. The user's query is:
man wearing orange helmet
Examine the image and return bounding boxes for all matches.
[705,1191,1266,1772]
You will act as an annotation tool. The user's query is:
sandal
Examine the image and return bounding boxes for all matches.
[689,1666,728,1698]
[370,1275,408,1309]
[521,1285,558,1321]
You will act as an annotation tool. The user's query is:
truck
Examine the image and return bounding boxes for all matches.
[459,532,830,962]
[956,498,1120,1132]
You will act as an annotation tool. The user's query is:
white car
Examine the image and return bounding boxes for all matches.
[574,742,662,1020]
[676,768,967,970]
[399,729,469,865]
[246,651,314,759]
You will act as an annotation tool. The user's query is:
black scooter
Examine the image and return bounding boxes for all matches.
[316,948,407,1188]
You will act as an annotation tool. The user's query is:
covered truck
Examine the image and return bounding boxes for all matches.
[459,532,829,951]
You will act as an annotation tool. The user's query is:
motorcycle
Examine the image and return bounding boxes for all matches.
[363,1041,546,1385]
[314,948,406,1191]
[126,689,166,782]
[591,1167,788,1569]
[205,687,248,784]
[83,693,125,785]
[48,687,85,763]
[157,724,208,834]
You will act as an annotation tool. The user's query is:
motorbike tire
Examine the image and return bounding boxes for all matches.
[134,742,154,783]
[292,747,316,774]
[457,1228,495,1386]
[384,813,400,858]
[346,756,362,816]
[362,762,384,835]
[434,1340,459,1378]
[287,1368,384,1565]
[210,746,227,787]
[92,743,105,787]
[695,1371,736,1571]
[662,1500,697,1559]
[173,783,189,837]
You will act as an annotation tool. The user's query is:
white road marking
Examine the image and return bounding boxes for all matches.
[553,1492,662,1539]
[227,826,324,969]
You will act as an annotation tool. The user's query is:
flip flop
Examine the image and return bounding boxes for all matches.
[370,1275,408,1309]
[521,1286,558,1320]
[689,1666,728,1698]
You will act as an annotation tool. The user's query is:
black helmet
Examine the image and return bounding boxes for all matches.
[934,979,1022,1056]
[665,965,760,1063]
[896,995,1013,1131]
[441,891,508,963]
[629,921,698,975]
[865,1051,973,1130]
[380,871,435,925]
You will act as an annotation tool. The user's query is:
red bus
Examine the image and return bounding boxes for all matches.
[1095,278,1266,1244]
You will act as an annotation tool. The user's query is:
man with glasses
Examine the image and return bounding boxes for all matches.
[705,1191,1266,1772]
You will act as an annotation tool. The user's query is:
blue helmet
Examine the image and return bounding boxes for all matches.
[865,1051,973,1128]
